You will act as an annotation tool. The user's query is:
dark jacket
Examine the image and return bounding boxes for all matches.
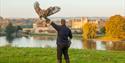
[51,22,72,46]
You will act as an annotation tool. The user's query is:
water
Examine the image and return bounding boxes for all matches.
[0,36,125,50]
[0,36,82,49]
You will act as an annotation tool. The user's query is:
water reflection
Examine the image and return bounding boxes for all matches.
[0,36,82,49]
[0,37,8,46]
[83,40,125,51]
[6,35,14,43]
[105,41,125,50]
[33,36,55,40]
[83,40,96,50]
[0,36,125,50]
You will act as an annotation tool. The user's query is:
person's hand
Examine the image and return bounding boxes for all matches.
[46,18,50,24]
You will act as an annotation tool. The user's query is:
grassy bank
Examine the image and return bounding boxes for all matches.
[96,35,125,41]
[0,47,125,63]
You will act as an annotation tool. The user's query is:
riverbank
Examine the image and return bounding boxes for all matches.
[96,35,125,42]
[0,47,125,63]
[31,33,82,39]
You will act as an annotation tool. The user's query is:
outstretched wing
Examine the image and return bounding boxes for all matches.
[34,1,61,19]
[34,1,45,17]
[46,6,61,16]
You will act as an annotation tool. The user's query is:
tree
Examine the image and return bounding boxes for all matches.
[5,22,16,43]
[0,25,2,36]
[0,25,2,32]
[100,27,106,34]
[83,22,97,39]
[15,25,23,37]
[105,15,125,38]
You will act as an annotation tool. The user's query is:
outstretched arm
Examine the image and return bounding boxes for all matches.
[46,19,60,31]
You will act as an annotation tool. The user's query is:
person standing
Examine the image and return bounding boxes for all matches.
[46,19,72,63]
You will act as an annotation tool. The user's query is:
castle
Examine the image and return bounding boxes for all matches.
[33,17,100,34]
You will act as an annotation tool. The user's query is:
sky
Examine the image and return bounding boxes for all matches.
[0,0,124,18]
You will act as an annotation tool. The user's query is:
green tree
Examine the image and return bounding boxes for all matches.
[5,22,16,43]
[105,15,125,38]
[100,27,106,34]
[83,22,97,39]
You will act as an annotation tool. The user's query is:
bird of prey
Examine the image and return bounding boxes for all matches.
[34,1,61,20]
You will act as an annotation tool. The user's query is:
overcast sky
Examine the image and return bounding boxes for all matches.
[0,0,124,18]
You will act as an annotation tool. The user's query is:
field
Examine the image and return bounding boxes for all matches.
[0,47,125,63]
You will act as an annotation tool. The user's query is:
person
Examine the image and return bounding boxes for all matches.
[46,19,72,63]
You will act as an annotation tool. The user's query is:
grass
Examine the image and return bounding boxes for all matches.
[0,47,125,63]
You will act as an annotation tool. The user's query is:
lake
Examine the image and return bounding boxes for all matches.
[0,36,125,50]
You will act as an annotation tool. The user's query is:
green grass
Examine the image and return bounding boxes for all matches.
[0,47,125,63]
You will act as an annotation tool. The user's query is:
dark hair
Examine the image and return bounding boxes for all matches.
[61,19,66,22]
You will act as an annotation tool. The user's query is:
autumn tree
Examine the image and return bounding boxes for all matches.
[105,15,125,38]
[83,22,97,39]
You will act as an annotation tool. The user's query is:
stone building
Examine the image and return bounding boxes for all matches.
[69,17,98,33]
[0,16,9,29]
[33,19,56,34]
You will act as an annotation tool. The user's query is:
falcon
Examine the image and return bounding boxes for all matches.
[34,1,61,20]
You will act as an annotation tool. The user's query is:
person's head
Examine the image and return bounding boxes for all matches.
[61,19,66,26]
